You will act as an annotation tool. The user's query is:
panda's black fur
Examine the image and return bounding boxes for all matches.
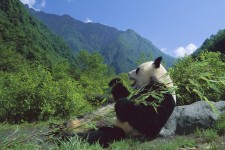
[112,78,175,138]
[61,57,176,148]
[109,78,130,101]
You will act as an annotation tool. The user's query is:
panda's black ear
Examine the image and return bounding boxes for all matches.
[154,56,162,68]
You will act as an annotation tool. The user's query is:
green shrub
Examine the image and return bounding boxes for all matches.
[169,51,225,105]
[0,49,117,123]
[73,50,115,105]
[216,113,225,135]
[0,63,92,123]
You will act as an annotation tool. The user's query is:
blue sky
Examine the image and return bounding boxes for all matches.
[20,0,225,57]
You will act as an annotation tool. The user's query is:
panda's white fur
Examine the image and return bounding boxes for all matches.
[58,57,176,148]
[115,57,176,137]
[128,60,176,103]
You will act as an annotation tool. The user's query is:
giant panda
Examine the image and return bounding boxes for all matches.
[61,56,176,148]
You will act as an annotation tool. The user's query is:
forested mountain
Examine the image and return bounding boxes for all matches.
[100,29,172,72]
[0,0,106,122]
[0,0,76,70]
[193,29,225,56]
[29,8,175,73]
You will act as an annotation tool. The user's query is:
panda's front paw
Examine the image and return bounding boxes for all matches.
[109,78,130,101]
[109,78,122,87]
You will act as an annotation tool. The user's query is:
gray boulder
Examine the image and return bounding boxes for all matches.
[159,101,225,137]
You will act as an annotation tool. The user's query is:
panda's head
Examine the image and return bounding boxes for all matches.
[128,57,173,90]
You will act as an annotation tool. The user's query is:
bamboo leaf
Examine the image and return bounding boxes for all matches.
[189,79,199,87]
[219,79,225,86]
[209,84,221,93]
[200,76,208,81]
[203,96,218,114]
[185,86,191,93]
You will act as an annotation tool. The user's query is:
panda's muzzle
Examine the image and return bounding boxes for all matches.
[129,77,137,87]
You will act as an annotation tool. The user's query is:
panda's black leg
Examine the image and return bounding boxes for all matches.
[61,126,126,148]
[86,126,126,148]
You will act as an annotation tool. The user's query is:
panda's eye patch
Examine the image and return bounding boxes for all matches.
[136,67,140,74]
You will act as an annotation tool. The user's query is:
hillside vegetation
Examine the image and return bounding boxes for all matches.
[0,1,225,149]
[0,0,113,123]
[29,8,175,73]
[170,51,225,106]
[0,0,224,125]
[194,29,225,55]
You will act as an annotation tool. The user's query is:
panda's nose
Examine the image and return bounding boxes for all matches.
[128,72,131,77]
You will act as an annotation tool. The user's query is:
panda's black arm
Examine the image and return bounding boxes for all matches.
[109,78,130,101]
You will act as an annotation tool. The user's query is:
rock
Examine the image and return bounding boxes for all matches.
[159,101,225,137]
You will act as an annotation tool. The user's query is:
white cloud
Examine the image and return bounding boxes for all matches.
[20,0,36,8]
[175,43,197,58]
[175,47,187,58]
[41,0,46,7]
[160,48,168,54]
[20,0,46,10]
[84,18,93,23]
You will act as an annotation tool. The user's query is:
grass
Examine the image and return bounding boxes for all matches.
[56,137,103,150]
[216,113,225,136]
[51,136,196,150]
[0,120,63,150]
[0,122,196,150]
[205,142,220,150]
[109,137,196,150]
[195,128,219,143]
[1,113,225,150]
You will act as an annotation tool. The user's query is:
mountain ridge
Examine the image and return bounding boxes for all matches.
[28,7,175,73]
[193,29,225,56]
[0,1,76,69]
[28,8,121,53]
